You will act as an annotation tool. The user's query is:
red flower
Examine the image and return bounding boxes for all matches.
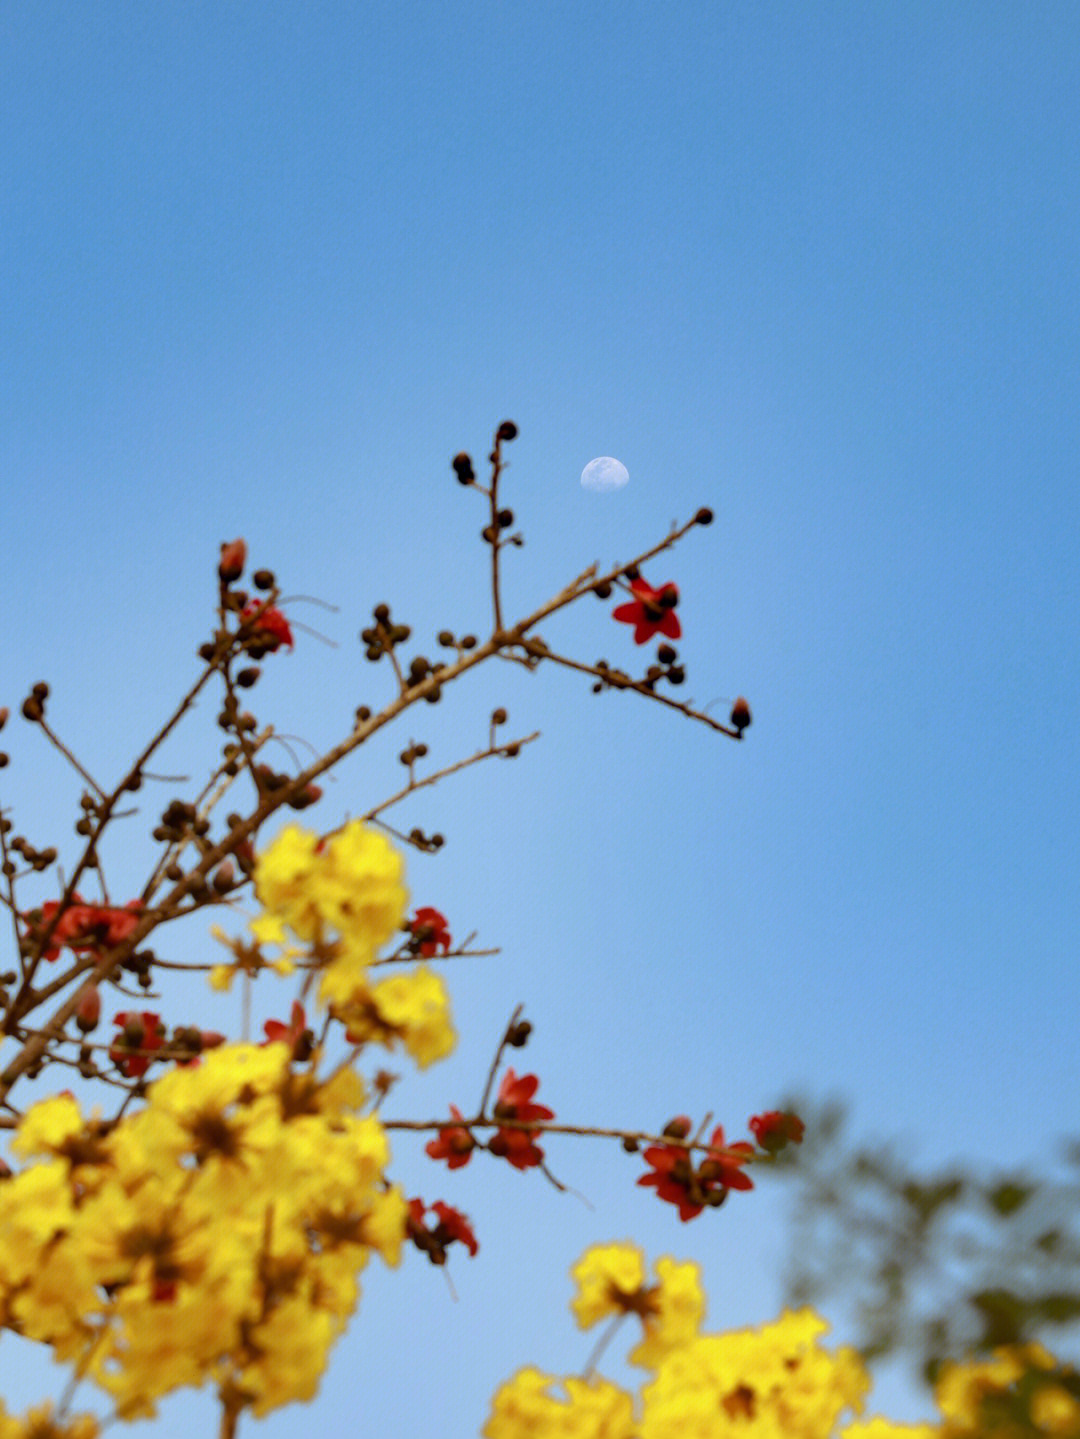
[409,906,451,957]
[241,600,293,652]
[425,1105,476,1169]
[490,1069,555,1171]
[23,896,142,962]
[262,1000,313,1060]
[749,1110,805,1154]
[407,1198,479,1263]
[612,577,682,645]
[431,1201,479,1256]
[638,1124,754,1221]
[109,1011,166,1078]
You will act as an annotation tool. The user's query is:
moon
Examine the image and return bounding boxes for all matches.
[581,456,629,492]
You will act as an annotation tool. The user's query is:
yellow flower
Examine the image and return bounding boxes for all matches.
[569,1243,704,1369]
[842,1421,940,1439]
[629,1256,706,1369]
[934,1343,1080,1436]
[11,1093,86,1160]
[255,820,407,954]
[336,966,456,1067]
[484,1369,636,1439]
[571,1242,648,1328]
[640,1309,870,1439]
[0,1403,100,1439]
[253,824,322,937]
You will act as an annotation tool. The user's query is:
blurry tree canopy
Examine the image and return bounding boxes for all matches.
[772,1098,1080,1386]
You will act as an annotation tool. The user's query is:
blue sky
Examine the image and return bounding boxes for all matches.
[2,3,1078,1433]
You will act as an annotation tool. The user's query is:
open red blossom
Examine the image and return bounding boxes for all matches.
[22,896,142,962]
[431,1201,479,1256]
[749,1110,805,1154]
[262,1000,313,1060]
[407,1197,479,1263]
[409,906,451,957]
[612,577,682,645]
[425,1105,476,1169]
[638,1124,755,1221]
[490,1069,555,1171]
[241,600,294,651]
[109,1011,166,1078]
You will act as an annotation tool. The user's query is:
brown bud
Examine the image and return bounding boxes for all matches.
[218,538,247,583]
[730,697,752,734]
[0,707,8,731]
[662,1116,693,1140]
[212,861,236,894]
[695,506,714,526]
[75,983,101,1032]
[452,452,475,484]
[496,420,518,441]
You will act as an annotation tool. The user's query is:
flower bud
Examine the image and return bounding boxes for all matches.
[662,1115,693,1141]
[218,538,247,584]
[730,697,752,734]
[496,420,518,441]
[75,983,101,1032]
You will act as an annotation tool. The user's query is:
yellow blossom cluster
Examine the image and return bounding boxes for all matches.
[255,820,407,958]
[934,1343,1080,1436]
[213,821,457,1065]
[487,1242,1080,1439]
[0,1404,100,1439]
[1,1043,404,1423]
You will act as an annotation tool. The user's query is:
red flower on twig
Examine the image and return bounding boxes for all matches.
[638,1124,754,1221]
[409,907,451,957]
[490,1069,554,1171]
[23,896,142,962]
[407,1198,479,1263]
[749,1110,805,1154]
[612,577,682,645]
[425,1105,476,1169]
[109,1011,166,1079]
[241,600,294,652]
[262,1000,314,1060]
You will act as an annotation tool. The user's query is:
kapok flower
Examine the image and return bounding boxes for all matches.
[749,1110,805,1154]
[109,1011,167,1079]
[638,1124,754,1221]
[490,1069,554,1171]
[425,1105,476,1169]
[22,896,142,962]
[262,1000,314,1061]
[407,1198,479,1262]
[241,600,294,652]
[612,577,682,645]
[408,906,451,956]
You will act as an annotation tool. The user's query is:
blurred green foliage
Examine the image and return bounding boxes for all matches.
[771,1099,1080,1386]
